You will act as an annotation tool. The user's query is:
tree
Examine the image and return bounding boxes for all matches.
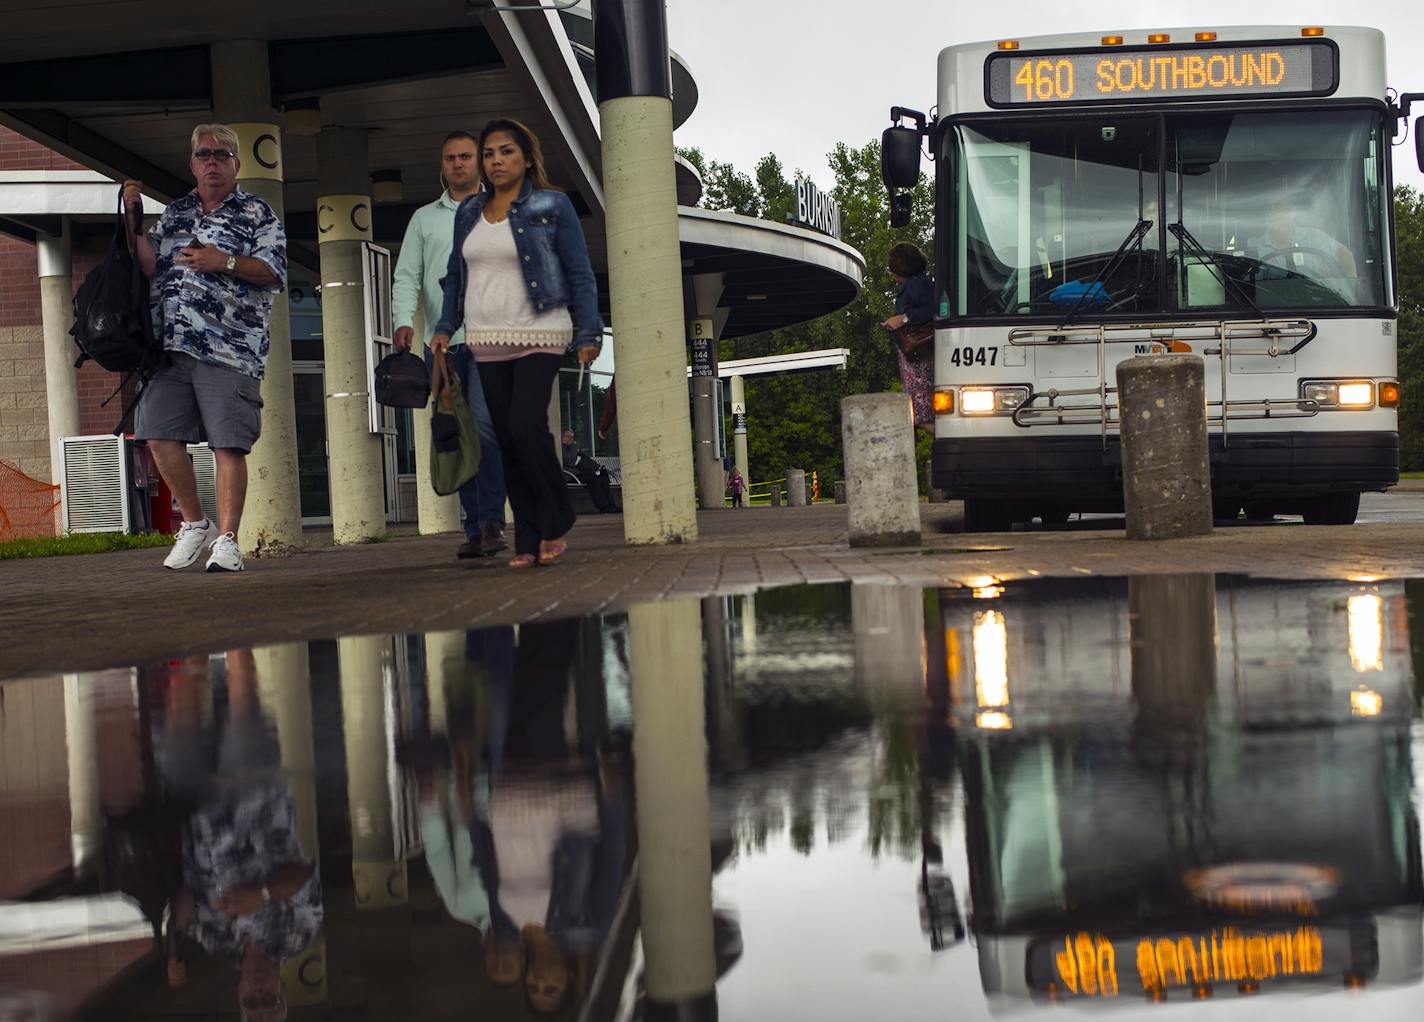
[679,140,935,490]
[1396,185,1424,471]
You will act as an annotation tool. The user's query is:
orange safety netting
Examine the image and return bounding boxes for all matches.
[0,459,60,540]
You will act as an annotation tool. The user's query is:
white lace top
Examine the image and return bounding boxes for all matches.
[461,216,572,361]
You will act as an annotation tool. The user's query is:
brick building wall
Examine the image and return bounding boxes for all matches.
[1,127,132,528]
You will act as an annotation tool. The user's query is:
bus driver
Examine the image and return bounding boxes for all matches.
[1246,194,1357,280]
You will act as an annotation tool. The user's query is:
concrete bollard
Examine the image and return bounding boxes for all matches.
[786,468,807,506]
[834,480,846,504]
[1116,354,1213,540]
[841,394,921,547]
[769,484,782,507]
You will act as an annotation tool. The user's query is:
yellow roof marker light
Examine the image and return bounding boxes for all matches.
[1148,33,1171,44]
[1101,35,1124,46]
[1302,26,1326,37]
[1195,32,1218,42]
[997,40,1020,50]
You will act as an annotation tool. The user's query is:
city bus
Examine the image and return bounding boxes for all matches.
[882,26,1424,530]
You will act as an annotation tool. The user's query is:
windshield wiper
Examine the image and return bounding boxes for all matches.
[1166,222,1264,320]
[1058,219,1153,328]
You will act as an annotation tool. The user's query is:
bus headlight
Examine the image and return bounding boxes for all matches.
[960,386,1030,416]
[1301,380,1374,410]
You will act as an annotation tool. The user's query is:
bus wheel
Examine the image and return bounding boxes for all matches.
[1038,506,1070,526]
[1302,492,1360,526]
[964,500,1013,533]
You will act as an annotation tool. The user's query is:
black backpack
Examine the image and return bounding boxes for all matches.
[70,190,163,433]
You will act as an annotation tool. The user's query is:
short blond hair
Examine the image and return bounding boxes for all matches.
[190,123,239,156]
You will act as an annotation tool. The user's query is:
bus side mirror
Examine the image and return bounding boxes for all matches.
[889,192,913,229]
[1417,117,1424,172]
[882,125,922,190]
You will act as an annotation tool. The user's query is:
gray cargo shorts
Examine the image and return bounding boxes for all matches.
[134,351,264,453]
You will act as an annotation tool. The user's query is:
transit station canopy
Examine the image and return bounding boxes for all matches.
[0,0,864,335]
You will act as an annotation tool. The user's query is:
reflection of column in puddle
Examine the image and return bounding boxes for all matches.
[1129,574,1218,725]
[629,599,718,1013]
[63,673,101,873]
[339,635,408,909]
[423,630,466,735]
[703,596,746,772]
[851,584,927,695]
[254,643,326,1005]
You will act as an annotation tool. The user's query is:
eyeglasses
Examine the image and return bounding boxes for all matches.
[193,149,235,163]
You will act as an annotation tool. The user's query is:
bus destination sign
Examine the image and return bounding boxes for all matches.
[987,42,1335,107]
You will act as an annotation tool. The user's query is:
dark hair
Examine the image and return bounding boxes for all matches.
[477,118,556,193]
[887,241,928,278]
[441,130,478,148]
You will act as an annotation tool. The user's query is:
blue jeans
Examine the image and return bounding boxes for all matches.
[427,344,506,537]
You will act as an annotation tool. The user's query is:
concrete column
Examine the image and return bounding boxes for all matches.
[599,98,697,543]
[834,480,846,504]
[254,643,327,1005]
[62,672,101,872]
[38,226,78,489]
[422,630,466,734]
[688,274,727,510]
[841,393,920,547]
[1116,354,1213,540]
[411,310,462,534]
[729,373,748,490]
[317,127,385,543]
[628,597,717,1014]
[211,40,304,555]
[786,468,807,507]
[339,635,408,909]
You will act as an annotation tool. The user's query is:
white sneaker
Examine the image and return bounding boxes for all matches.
[204,532,244,573]
[164,519,217,570]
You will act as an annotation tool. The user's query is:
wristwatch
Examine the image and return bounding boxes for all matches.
[224,253,237,273]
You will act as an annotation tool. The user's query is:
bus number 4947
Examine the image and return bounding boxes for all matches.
[949,347,998,367]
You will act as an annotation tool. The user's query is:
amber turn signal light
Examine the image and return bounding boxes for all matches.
[1378,381,1400,407]
[933,390,955,415]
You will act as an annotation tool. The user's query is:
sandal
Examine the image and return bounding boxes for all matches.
[508,553,537,569]
[537,540,567,566]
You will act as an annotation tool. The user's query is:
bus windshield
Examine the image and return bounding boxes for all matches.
[950,109,1391,318]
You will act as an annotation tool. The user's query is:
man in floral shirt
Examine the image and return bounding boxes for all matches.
[123,123,286,574]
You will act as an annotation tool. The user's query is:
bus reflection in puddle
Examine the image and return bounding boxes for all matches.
[941,576,1423,1006]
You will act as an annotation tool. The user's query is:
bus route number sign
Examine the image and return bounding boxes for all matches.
[986,42,1335,107]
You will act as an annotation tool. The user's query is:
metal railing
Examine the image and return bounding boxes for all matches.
[1006,318,1319,448]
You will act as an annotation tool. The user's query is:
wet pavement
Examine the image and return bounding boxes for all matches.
[3,575,1422,1020]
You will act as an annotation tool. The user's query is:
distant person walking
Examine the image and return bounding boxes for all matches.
[123,123,287,573]
[880,241,935,431]
[728,466,746,508]
[393,130,508,559]
[431,119,603,568]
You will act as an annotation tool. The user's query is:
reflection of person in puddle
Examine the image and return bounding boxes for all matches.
[157,650,321,1022]
[405,622,628,1013]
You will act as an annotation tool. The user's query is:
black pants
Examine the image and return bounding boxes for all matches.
[478,354,575,557]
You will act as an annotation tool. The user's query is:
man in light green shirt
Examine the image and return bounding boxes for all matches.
[393,131,507,558]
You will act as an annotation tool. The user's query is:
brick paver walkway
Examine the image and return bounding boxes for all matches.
[4,500,1423,678]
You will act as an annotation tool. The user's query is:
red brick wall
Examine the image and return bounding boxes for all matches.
[0,125,85,171]
[0,234,41,328]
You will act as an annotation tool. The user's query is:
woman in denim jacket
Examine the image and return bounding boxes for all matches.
[433,119,603,567]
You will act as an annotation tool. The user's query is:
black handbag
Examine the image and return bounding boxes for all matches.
[375,349,430,409]
[893,322,934,356]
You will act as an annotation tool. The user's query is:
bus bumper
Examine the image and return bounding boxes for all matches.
[931,431,1399,507]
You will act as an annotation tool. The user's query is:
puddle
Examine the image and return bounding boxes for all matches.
[2,576,1422,1020]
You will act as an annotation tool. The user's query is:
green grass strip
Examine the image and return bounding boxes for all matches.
[0,532,174,560]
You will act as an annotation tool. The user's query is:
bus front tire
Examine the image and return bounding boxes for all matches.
[1301,492,1360,526]
[963,500,1013,533]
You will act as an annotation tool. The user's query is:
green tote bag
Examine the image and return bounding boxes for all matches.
[429,350,482,496]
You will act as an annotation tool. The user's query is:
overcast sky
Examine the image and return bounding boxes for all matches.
[664,0,1423,192]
